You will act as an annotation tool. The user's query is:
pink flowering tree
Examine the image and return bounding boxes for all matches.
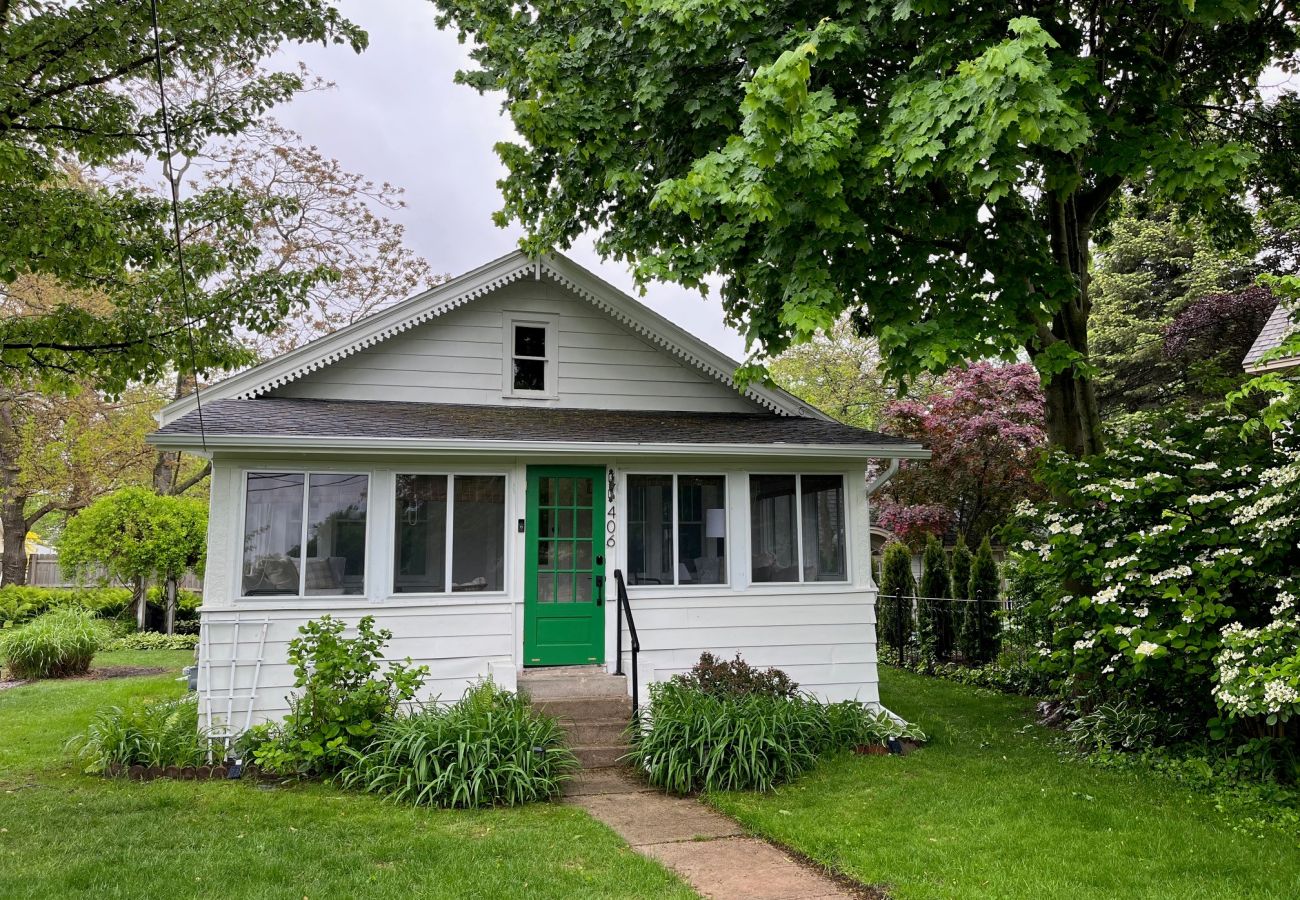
[881,363,1047,545]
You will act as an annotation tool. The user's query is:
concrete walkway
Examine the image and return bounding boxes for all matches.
[565,770,868,900]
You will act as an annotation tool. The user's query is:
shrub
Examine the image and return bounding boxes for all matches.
[0,607,101,678]
[340,680,575,807]
[1066,700,1172,754]
[631,682,828,793]
[959,536,1000,664]
[103,632,199,652]
[249,615,428,776]
[71,696,218,773]
[671,651,798,699]
[878,541,915,654]
[917,535,953,660]
[631,678,927,793]
[949,537,973,601]
[1212,609,1300,746]
[1006,408,1300,757]
[0,586,134,626]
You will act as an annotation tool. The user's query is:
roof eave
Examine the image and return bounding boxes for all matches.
[146,432,931,460]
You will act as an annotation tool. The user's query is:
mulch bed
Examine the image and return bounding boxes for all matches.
[0,665,169,692]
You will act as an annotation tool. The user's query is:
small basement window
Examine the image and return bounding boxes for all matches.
[505,314,557,397]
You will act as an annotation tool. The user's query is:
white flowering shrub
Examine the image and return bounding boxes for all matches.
[1008,410,1300,751]
[1212,593,1300,733]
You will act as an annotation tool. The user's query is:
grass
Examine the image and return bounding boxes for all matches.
[0,650,695,899]
[709,667,1300,900]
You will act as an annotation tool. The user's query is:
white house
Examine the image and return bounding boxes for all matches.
[150,251,928,739]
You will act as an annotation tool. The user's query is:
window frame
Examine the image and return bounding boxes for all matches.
[502,312,558,399]
[748,472,849,585]
[237,469,373,601]
[624,471,730,589]
[389,469,511,598]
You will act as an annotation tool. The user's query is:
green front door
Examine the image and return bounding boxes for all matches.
[524,466,606,666]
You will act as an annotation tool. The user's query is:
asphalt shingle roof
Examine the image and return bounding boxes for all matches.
[152,398,919,449]
[1244,301,1299,370]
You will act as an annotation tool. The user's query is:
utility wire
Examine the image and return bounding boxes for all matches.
[148,0,208,452]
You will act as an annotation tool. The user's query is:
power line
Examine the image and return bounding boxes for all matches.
[147,0,207,453]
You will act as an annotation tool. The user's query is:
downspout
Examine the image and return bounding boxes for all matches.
[865,457,908,725]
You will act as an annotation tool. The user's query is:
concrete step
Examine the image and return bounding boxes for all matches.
[562,718,632,747]
[519,666,628,700]
[573,744,629,769]
[532,696,632,723]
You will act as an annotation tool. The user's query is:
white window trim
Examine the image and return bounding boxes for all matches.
[390,470,511,599]
[236,469,373,601]
[625,471,730,589]
[502,312,558,399]
[748,472,849,585]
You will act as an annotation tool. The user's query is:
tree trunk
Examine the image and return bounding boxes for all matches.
[1034,191,1108,457]
[164,576,177,635]
[0,497,28,587]
[134,575,147,631]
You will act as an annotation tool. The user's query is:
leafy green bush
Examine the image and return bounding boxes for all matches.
[959,536,1000,664]
[0,607,101,678]
[248,615,428,776]
[917,535,954,660]
[671,651,798,699]
[896,658,1049,696]
[103,631,199,652]
[630,680,926,793]
[1007,409,1300,757]
[878,541,915,654]
[70,696,218,773]
[0,586,134,626]
[340,680,575,807]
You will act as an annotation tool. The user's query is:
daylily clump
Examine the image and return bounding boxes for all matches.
[1007,410,1300,753]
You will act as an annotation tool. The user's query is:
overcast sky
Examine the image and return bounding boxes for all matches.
[273,0,747,358]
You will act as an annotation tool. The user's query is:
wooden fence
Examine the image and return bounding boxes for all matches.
[24,553,203,592]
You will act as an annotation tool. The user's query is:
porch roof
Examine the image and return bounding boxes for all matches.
[149,398,928,459]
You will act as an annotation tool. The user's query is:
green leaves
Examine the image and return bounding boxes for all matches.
[59,488,207,585]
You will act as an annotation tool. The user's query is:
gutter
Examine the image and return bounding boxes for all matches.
[145,433,932,461]
[865,458,901,496]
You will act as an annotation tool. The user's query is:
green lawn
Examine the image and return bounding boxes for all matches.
[0,651,694,900]
[710,668,1300,900]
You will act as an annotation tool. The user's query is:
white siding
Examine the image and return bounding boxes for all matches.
[268,280,763,414]
[197,453,882,734]
[198,603,514,730]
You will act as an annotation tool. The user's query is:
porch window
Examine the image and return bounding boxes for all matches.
[241,472,369,597]
[394,474,506,593]
[750,474,846,583]
[627,474,726,586]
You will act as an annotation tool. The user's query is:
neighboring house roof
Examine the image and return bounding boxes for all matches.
[1243,300,1299,373]
[158,250,825,426]
[151,398,928,459]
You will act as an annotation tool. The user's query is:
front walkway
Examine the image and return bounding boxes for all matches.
[565,770,869,900]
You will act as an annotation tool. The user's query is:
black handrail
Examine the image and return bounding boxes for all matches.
[613,570,640,716]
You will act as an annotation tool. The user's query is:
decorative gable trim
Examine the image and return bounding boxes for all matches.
[159,251,821,425]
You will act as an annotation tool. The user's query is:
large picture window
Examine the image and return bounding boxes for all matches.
[627,474,726,586]
[750,474,846,583]
[242,472,369,597]
[394,474,506,593]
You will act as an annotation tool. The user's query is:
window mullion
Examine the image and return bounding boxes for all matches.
[671,475,680,586]
[444,474,455,594]
[299,473,311,597]
[793,473,804,584]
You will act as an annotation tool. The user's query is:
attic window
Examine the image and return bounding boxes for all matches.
[504,313,557,398]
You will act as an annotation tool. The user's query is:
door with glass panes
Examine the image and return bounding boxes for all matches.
[523,466,606,666]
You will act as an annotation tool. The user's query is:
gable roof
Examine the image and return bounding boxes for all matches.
[159,251,826,426]
[1243,300,1299,373]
